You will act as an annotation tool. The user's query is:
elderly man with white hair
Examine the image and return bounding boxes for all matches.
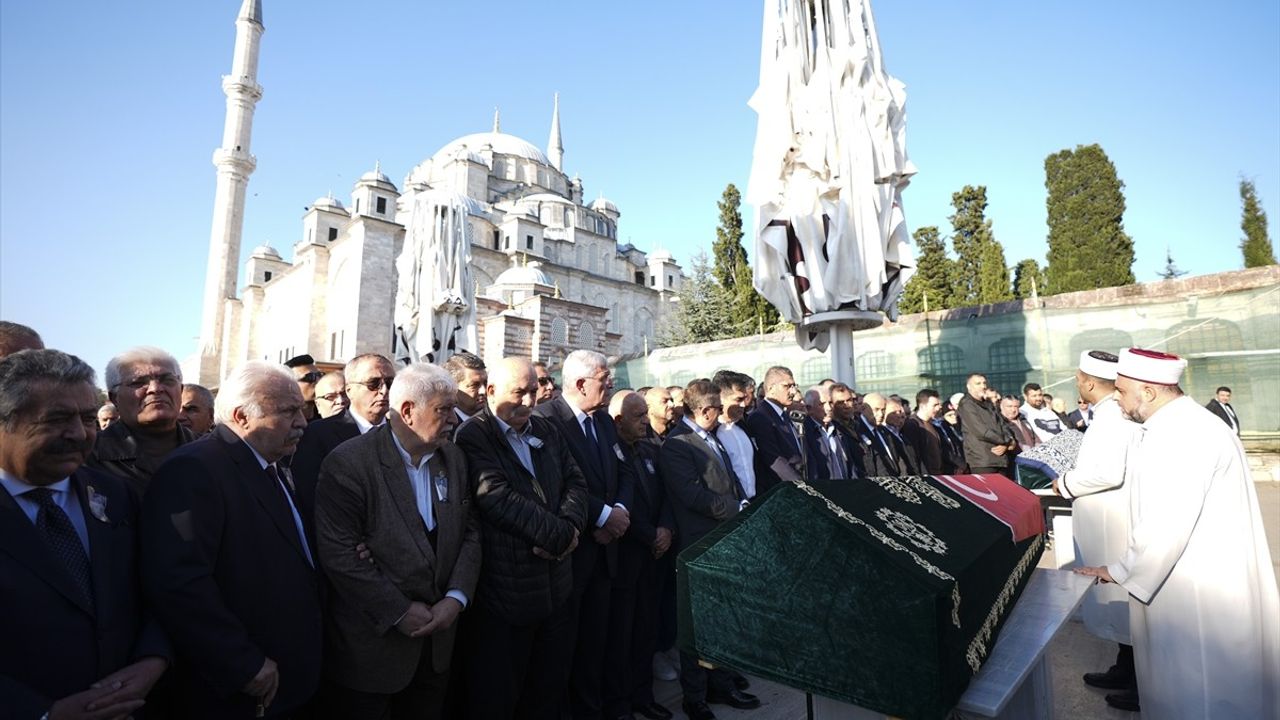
[313,363,481,719]
[1076,349,1279,719]
[87,346,195,496]
[142,361,323,718]
[533,349,636,719]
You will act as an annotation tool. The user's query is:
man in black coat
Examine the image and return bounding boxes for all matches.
[660,380,760,720]
[743,366,804,493]
[801,385,859,480]
[1205,386,1241,435]
[142,361,322,718]
[531,349,635,719]
[955,373,1016,477]
[0,350,169,719]
[858,393,907,477]
[605,390,676,720]
[290,353,396,514]
[902,389,946,475]
[454,357,588,718]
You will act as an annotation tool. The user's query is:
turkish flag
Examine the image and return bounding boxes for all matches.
[933,474,1044,543]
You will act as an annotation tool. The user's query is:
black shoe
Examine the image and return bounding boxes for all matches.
[681,700,716,720]
[636,702,674,720]
[732,674,751,691]
[1105,690,1141,712]
[1083,665,1133,690]
[706,688,762,710]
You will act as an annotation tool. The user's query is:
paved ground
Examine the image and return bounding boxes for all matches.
[649,481,1280,720]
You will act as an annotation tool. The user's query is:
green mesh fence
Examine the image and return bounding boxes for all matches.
[619,278,1280,436]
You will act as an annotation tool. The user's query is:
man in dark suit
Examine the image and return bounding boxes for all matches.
[661,379,760,720]
[1,349,169,719]
[858,393,904,477]
[291,353,396,514]
[443,352,487,433]
[743,366,804,493]
[314,363,482,719]
[902,389,946,474]
[142,361,322,718]
[605,390,676,720]
[1065,398,1090,431]
[532,349,635,719]
[828,383,868,478]
[801,385,858,480]
[1205,386,1241,435]
[454,357,588,718]
[882,397,921,476]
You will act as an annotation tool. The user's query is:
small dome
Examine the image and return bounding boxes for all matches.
[251,244,281,259]
[359,169,394,186]
[494,260,553,288]
[590,197,619,215]
[311,195,346,212]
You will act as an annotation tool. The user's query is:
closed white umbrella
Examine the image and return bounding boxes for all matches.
[393,190,478,364]
[749,0,916,353]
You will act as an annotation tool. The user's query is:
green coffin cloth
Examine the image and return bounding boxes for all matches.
[677,476,1044,720]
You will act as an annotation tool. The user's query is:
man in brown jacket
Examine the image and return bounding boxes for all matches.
[314,363,482,719]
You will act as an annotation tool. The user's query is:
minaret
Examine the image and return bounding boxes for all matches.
[547,93,563,171]
[195,0,264,384]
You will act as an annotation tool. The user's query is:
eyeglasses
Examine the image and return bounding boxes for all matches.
[537,377,556,386]
[297,371,324,384]
[118,373,181,390]
[319,392,347,403]
[351,376,395,392]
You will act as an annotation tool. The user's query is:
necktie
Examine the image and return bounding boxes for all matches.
[26,488,93,606]
[583,414,599,448]
[266,465,314,566]
[826,428,847,479]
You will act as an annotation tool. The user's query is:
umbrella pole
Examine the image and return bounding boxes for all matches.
[799,310,883,388]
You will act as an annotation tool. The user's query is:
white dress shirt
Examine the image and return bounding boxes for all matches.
[388,432,469,608]
[352,410,383,435]
[717,421,756,498]
[0,470,90,553]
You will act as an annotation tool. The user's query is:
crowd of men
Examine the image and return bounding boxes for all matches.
[1,317,1274,720]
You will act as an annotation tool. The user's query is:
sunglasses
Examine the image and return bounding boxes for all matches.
[297,371,324,384]
[537,377,555,386]
[351,376,395,392]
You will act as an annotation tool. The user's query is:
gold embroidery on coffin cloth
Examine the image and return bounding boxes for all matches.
[868,475,921,504]
[876,507,949,556]
[964,533,1044,673]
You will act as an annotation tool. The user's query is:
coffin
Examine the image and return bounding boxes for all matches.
[677,474,1045,720]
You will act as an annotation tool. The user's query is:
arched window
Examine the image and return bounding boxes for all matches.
[1165,318,1248,405]
[798,357,829,386]
[578,321,596,349]
[549,316,568,346]
[987,337,1031,397]
[917,343,966,399]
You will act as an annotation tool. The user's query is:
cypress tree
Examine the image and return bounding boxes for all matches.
[1044,144,1135,293]
[949,185,1011,305]
[899,226,953,313]
[711,183,779,331]
[1239,178,1276,267]
[1012,258,1046,299]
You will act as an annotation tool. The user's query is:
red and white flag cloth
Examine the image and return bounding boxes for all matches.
[933,474,1044,543]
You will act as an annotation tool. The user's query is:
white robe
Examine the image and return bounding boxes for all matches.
[1058,394,1140,644]
[1106,396,1279,719]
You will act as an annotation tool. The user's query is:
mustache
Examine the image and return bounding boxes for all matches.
[48,441,88,455]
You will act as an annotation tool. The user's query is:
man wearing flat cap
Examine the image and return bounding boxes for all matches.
[1054,350,1143,712]
[1076,348,1279,720]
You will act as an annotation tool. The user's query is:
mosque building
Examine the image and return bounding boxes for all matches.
[190,0,682,385]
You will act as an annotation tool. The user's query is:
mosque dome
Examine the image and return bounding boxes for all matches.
[590,197,619,215]
[251,244,281,260]
[430,132,550,166]
[311,195,347,213]
[494,259,553,287]
[358,168,395,187]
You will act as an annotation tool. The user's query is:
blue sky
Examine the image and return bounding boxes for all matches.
[2,1,1278,378]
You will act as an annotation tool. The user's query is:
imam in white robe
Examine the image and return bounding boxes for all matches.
[1106,396,1279,719]
[1058,393,1140,645]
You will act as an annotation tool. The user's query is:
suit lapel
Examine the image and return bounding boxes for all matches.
[375,428,435,563]
[0,480,96,616]
[72,471,112,620]
[218,427,310,566]
[555,398,604,478]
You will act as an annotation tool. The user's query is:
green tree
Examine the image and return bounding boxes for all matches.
[1239,177,1276,267]
[1156,248,1188,280]
[899,226,953,313]
[659,251,735,346]
[1044,144,1135,293]
[1012,258,1046,299]
[949,185,1012,305]
[711,183,779,330]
